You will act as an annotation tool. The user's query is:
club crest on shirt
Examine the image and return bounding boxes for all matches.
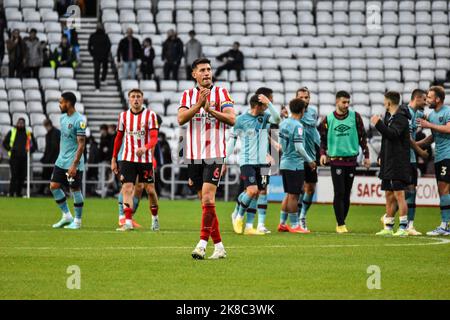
[336,169,342,175]
[439,116,444,123]
[68,124,73,129]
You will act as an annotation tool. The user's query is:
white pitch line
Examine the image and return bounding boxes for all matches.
[1,238,449,251]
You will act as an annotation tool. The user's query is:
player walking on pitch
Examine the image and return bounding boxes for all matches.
[278,98,316,233]
[372,91,411,236]
[111,89,160,231]
[296,87,321,231]
[417,86,450,236]
[50,92,86,230]
[227,93,281,235]
[178,58,235,259]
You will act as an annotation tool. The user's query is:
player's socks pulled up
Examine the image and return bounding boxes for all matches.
[73,190,84,220]
[440,194,450,228]
[245,199,257,229]
[51,188,71,218]
[124,206,133,227]
[257,194,268,226]
[279,211,288,225]
[288,212,299,228]
[237,192,252,218]
[300,193,314,219]
[118,193,124,218]
[406,190,416,223]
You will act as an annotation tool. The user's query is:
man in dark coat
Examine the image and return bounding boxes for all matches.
[371,91,411,236]
[162,29,184,80]
[88,23,111,91]
[2,118,37,197]
[215,42,244,81]
[117,28,141,79]
[40,119,60,193]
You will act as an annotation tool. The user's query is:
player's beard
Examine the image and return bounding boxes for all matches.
[428,102,437,109]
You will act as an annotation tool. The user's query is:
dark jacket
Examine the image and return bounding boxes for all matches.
[99,133,113,162]
[141,46,155,72]
[162,37,184,64]
[51,43,76,68]
[2,128,37,158]
[375,106,411,182]
[117,36,141,62]
[6,36,26,65]
[88,29,111,61]
[217,49,244,69]
[41,127,60,163]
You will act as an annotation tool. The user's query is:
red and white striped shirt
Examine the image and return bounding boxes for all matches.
[117,108,159,163]
[179,86,234,160]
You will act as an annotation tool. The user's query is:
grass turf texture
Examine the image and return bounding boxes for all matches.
[0,198,449,300]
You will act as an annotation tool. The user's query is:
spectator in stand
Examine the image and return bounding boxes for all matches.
[39,119,60,194]
[117,28,141,80]
[50,34,77,69]
[184,30,202,80]
[88,23,111,92]
[41,42,52,67]
[6,29,27,78]
[162,29,184,80]
[24,29,43,79]
[2,118,37,197]
[86,135,100,196]
[107,124,116,153]
[0,7,6,67]
[141,38,155,80]
[62,19,81,65]
[215,42,244,81]
[154,132,172,196]
[99,124,113,162]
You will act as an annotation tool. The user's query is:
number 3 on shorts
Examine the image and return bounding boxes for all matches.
[442,166,447,176]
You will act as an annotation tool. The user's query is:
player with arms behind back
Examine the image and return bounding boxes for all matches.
[178,58,235,260]
[50,92,86,230]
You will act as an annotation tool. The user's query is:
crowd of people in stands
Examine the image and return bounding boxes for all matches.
[114,28,244,82]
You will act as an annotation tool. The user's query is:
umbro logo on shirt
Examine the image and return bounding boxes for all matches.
[334,124,351,133]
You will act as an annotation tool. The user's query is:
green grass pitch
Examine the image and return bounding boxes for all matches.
[0,197,449,300]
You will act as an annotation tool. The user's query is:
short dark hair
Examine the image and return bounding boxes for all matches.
[191,57,211,70]
[233,41,240,47]
[428,86,446,102]
[255,87,273,97]
[61,91,77,106]
[43,119,52,127]
[143,37,152,45]
[189,30,195,36]
[384,91,401,105]
[128,88,143,96]
[336,91,351,99]
[30,28,37,34]
[296,86,310,97]
[410,89,426,101]
[289,98,306,114]
[249,94,262,108]
[100,124,108,131]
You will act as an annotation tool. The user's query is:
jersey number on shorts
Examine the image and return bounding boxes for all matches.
[442,166,447,176]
